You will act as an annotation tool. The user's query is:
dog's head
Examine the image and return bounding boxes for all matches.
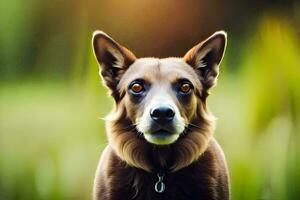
[92,31,226,171]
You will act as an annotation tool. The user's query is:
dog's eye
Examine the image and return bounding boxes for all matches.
[130,83,144,93]
[180,83,191,93]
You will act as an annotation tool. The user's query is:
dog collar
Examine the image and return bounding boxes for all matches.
[154,171,166,193]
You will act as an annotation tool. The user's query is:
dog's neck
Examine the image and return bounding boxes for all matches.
[107,113,215,173]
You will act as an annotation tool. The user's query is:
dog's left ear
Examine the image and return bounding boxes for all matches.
[184,31,227,90]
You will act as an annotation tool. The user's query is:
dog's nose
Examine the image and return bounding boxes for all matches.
[150,106,175,125]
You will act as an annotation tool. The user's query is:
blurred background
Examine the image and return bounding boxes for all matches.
[0,0,299,199]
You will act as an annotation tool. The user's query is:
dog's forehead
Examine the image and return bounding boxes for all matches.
[120,57,200,86]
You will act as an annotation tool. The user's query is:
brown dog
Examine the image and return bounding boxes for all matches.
[92,31,230,200]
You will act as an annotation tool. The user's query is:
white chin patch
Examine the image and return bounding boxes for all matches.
[143,131,180,145]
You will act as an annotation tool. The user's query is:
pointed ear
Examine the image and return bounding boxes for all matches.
[184,31,227,90]
[92,31,136,100]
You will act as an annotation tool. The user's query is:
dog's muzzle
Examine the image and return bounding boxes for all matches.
[137,102,185,145]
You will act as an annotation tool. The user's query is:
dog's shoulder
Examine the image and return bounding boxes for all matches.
[94,145,124,180]
[93,145,111,199]
[207,138,228,167]
[94,145,139,199]
[204,138,230,199]
[93,145,120,199]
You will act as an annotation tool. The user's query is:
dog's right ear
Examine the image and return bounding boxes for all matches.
[92,31,136,100]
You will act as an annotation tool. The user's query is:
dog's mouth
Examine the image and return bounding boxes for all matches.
[151,130,174,139]
[143,129,180,145]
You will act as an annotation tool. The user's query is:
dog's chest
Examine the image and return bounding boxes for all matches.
[111,162,217,200]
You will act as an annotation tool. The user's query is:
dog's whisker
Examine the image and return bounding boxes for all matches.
[188,123,203,129]
[97,116,106,121]
[95,141,109,150]
[120,124,137,131]
[181,126,191,136]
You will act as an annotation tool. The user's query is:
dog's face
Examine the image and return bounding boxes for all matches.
[92,31,226,146]
[119,58,200,145]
